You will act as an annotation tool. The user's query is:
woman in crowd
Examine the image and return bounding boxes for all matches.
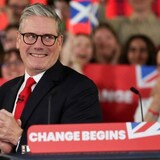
[61,33,93,74]
[2,23,19,51]
[1,48,25,80]
[119,34,157,65]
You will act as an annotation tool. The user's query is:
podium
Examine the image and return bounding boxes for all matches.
[27,122,160,153]
[1,122,160,160]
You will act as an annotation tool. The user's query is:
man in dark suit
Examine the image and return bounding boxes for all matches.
[0,3,102,153]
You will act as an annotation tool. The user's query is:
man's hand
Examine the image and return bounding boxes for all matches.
[0,109,23,146]
[0,141,14,154]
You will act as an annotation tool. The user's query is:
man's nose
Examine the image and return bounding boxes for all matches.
[33,36,44,48]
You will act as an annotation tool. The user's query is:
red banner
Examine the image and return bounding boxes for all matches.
[84,64,158,122]
[28,122,160,153]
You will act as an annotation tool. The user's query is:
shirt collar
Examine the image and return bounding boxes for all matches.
[24,71,45,84]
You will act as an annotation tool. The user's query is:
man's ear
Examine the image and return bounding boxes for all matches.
[57,35,63,46]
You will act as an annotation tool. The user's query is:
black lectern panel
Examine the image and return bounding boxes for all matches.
[1,151,160,160]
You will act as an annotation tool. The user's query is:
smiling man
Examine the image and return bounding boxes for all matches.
[0,3,102,154]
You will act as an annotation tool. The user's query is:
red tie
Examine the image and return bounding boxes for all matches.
[14,77,36,120]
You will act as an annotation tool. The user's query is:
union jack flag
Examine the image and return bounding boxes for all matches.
[69,0,99,34]
[136,65,159,88]
[126,122,160,139]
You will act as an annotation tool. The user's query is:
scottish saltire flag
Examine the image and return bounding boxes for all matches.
[69,0,99,34]
[89,0,99,27]
[126,122,160,139]
[136,65,158,88]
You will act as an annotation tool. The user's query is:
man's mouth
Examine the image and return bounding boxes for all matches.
[30,53,47,58]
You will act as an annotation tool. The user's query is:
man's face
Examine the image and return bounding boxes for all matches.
[16,16,63,76]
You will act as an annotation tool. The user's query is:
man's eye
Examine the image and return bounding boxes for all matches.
[44,35,54,40]
[25,33,36,39]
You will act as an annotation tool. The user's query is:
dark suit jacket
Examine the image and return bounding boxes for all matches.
[0,60,102,153]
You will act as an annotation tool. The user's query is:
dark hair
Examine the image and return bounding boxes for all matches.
[48,0,71,6]
[0,42,4,78]
[5,0,10,5]
[0,39,4,53]
[0,40,4,77]
[119,34,157,65]
[5,23,19,32]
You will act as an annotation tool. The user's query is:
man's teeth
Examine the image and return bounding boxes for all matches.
[31,53,46,58]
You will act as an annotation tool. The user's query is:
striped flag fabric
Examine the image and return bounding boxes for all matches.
[69,0,99,34]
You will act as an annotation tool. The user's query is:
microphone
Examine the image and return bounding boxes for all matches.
[48,95,52,124]
[130,87,144,122]
[17,95,24,103]
[48,86,58,124]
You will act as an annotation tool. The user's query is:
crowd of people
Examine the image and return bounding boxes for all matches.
[0,0,160,123]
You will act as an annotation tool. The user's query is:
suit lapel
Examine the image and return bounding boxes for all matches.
[21,61,64,128]
[3,78,24,113]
